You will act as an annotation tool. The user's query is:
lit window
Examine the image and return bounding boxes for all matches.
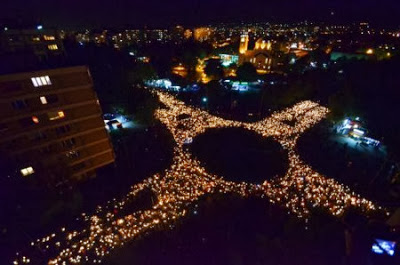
[43,35,55,41]
[32,116,39,124]
[20,166,34,176]
[31,78,38,87]
[48,44,58,50]
[48,110,65,120]
[31,76,51,87]
[40,96,48,104]
[32,37,40,41]
[43,94,58,104]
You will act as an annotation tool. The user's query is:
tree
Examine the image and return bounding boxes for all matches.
[203,80,231,111]
[309,48,329,64]
[328,83,359,121]
[127,63,157,84]
[236,62,258,82]
[127,86,159,125]
[178,41,213,81]
[204,59,224,80]
[327,58,400,159]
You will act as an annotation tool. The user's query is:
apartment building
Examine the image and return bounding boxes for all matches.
[0,66,114,185]
[1,27,65,60]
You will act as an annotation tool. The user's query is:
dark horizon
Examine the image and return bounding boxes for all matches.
[1,0,400,29]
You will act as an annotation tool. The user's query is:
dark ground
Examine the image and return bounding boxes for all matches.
[190,127,288,184]
[296,120,398,206]
[103,122,399,265]
[105,194,391,265]
[0,123,173,263]
[2,112,400,264]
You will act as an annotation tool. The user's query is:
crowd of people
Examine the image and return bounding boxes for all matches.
[14,90,387,265]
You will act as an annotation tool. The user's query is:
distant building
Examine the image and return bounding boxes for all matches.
[238,34,273,73]
[194,27,214,42]
[184,29,193,39]
[0,26,65,61]
[145,78,182,92]
[170,25,185,43]
[359,22,370,35]
[0,66,114,185]
[219,54,239,67]
[92,30,108,45]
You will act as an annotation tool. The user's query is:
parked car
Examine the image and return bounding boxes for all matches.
[106,119,122,130]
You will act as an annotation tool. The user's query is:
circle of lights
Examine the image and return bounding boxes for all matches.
[14,90,386,265]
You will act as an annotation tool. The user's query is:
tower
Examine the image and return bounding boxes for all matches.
[239,34,249,54]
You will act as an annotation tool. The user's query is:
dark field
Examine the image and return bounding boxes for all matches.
[190,127,288,184]
[105,194,350,265]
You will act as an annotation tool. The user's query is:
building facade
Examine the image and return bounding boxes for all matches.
[219,54,239,67]
[1,27,65,60]
[0,66,114,185]
[239,34,273,73]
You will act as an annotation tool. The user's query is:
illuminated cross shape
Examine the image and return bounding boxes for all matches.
[154,91,379,216]
[18,90,385,265]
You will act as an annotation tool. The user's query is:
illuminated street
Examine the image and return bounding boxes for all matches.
[14,90,386,264]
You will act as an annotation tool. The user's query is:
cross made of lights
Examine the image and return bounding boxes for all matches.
[16,90,386,265]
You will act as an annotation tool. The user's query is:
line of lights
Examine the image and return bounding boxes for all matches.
[14,90,386,264]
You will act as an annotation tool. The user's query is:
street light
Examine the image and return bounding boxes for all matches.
[202,97,208,103]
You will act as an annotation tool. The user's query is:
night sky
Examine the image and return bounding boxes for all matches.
[1,0,400,28]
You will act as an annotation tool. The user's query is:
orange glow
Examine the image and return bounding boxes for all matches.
[239,35,249,54]
[184,29,192,39]
[228,69,237,77]
[173,66,185,71]
[43,35,55,41]
[58,111,65,118]
[193,27,213,42]
[172,64,188,77]
[32,116,39,124]
[47,44,58,50]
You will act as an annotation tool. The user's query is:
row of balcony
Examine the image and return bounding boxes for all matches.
[0,100,102,141]
[0,68,92,97]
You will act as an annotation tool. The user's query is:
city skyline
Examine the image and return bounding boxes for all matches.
[1,0,400,28]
